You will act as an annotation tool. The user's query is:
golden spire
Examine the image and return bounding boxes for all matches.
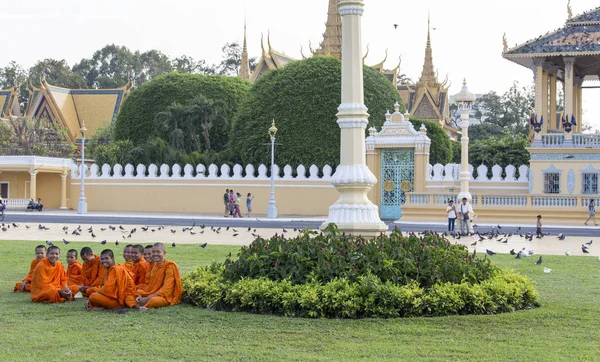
[316,0,342,59]
[418,12,438,86]
[239,20,251,81]
[567,0,573,20]
[503,32,508,53]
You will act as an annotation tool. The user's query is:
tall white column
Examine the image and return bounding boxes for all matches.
[563,57,575,122]
[320,0,387,235]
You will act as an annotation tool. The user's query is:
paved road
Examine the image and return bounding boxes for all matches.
[2,212,598,237]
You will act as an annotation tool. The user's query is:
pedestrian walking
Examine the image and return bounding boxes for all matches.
[446,200,456,232]
[223,189,230,217]
[233,192,243,218]
[585,200,598,226]
[229,189,236,216]
[536,215,543,238]
[246,193,254,217]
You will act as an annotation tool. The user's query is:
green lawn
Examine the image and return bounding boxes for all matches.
[1,240,600,361]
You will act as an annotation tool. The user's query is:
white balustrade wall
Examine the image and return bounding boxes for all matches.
[71,163,334,181]
[426,163,529,183]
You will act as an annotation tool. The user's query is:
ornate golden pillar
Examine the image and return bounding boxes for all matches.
[575,78,583,132]
[60,172,68,209]
[541,69,549,131]
[563,57,575,123]
[533,61,547,132]
[548,71,557,131]
[29,171,37,200]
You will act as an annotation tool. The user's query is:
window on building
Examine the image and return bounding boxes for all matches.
[544,173,560,194]
[582,173,598,194]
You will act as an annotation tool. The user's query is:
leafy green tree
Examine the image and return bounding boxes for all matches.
[230,56,403,168]
[469,134,530,169]
[0,61,28,110]
[28,59,87,89]
[468,123,507,142]
[216,42,257,76]
[0,117,74,157]
[471,81,533,136]
[408,118,452,165]
[114,72,250,145]
[172,55,215,74]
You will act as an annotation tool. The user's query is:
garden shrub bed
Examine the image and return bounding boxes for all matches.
[182,227,539,318]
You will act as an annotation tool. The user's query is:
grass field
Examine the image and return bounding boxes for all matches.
[1,240,599,361]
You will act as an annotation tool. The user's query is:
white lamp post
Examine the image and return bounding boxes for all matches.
[453,79,476,202]
[77,121,88,214]
[267,119,278,218]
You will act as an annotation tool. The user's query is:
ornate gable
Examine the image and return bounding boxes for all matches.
[412,93,440,120]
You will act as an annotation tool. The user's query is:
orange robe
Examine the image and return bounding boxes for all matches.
[136,259,182,308]
[67,261,83,286]
[88,264,136,309]
[30,258,68,303]
[74,255,105,296]
[14,259,40,292]
[131,259,149,287]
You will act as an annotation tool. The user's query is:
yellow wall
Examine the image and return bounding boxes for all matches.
[37,173,64,208]
[0,172,30,199]
[68,179,338,215]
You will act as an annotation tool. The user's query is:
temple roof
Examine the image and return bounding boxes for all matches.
[250,34,296,82]
[315,0,342,59]
[503,6,600,79]
[25,79,130,142]
[503,8,600,59]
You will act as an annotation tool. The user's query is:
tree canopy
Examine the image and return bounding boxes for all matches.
[229,56,403,168]
[113,72,251,145]
[408,118,453,165]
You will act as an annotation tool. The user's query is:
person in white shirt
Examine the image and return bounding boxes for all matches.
[446,200,457,232]
[457,197,473,235]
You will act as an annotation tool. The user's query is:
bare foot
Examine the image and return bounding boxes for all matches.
[139,306,149,312]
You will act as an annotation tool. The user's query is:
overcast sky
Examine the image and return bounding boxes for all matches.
[1,0,598,130]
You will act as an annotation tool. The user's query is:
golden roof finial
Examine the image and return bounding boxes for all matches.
[503,33,508,53]
[567,0,573,20]
[267,30,273,54]
[362,44,370,64]
[239,19,251,81]
[260,33,268,57]
[418,11,437,85]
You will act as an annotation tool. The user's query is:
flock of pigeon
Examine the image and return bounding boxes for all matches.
[0,222,302,250]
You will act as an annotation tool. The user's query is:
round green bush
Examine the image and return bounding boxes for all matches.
[181,228,540,318]
[114,72,251,145]
[229,56,403,168]
[409,118,453,165]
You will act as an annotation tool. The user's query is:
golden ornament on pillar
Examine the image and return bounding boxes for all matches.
[400,180,412,192]
[383,180,395,192]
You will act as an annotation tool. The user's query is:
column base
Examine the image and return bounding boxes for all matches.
[320,203,388,237]
[59,207,69,210]
[457,191,472,202]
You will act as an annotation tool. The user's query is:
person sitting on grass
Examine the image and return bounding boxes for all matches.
[73,247,105,297]
[135,242,182,311]
[143,245,154,264]
[130,244,149,288]
[122,244,134,272]
[86,249,136,311]
[30,246,72,303]
[14,245,47,293]
[66,249,83,295]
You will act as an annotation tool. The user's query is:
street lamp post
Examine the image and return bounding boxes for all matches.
[77,121,88,214]
[453,79,476,202]
[267,119,278,218]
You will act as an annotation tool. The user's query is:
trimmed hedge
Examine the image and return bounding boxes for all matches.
[114,72,251,145]
[181,228,539,318]
[182,265,539,318]
[223,229,495,288]
[229,56,403,168]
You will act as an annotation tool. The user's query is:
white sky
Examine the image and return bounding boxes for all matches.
[1,0,598,130]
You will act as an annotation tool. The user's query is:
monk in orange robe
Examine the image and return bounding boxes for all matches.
[14,245,46,292]
[130,244,149,287]
[87,249,136,310]
[135,242,182,310]
[30,246,73,303]
[75,247,105,297]
[122,244,134,272]
[66,249,83,293]
[143,245,153,263]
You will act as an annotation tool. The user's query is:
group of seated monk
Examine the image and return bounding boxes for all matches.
[13,242,182,311]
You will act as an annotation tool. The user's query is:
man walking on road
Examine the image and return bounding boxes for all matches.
[223,189,230,217]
